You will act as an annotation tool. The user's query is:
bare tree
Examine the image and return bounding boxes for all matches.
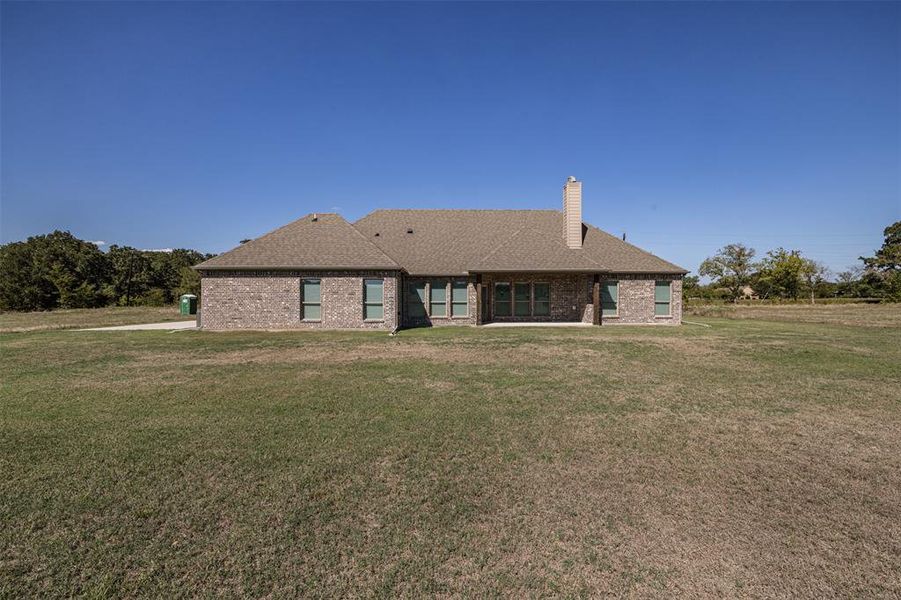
[801,259,830,304]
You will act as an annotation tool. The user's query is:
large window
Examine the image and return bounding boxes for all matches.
[533,283,550,316]
[494,282,550,318]
[302,279,321,321]
[364,279,384,320]
[451,281,468,317]
[655,280,671,316]
[601,281,618,317]
[494,283,511,317]
[407,282,426,318]
[514,283,531,316]
[429,280,447,317]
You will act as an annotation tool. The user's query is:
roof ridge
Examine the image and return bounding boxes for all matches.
[512,224,606,269]
[195,212,401,271]
[205,212,322,261]
[585,222,687,272]
[360,208,560,216]
[477,227,525,265]
[346,219,400,267]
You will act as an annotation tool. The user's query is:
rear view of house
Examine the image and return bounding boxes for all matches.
[195,177,686,330]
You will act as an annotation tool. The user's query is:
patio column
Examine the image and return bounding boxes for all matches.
[592,275,600,325]
[475,275,482,326]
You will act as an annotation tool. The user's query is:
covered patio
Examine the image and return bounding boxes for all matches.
[474,272,602,326]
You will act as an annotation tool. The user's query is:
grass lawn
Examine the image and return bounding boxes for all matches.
[2,306,900,597]
[0,306,187,333]
[685,301,900,328]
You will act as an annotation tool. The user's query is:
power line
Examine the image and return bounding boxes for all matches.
[627,232,878,238]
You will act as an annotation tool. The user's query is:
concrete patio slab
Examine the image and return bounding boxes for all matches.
[481,322,592,328]
[79,321,197,331]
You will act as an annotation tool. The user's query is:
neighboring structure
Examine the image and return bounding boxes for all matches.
[740,285,760,300]
[195,177,687,330]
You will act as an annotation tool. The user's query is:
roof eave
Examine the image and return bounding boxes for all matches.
[469,267,689,275]
[195,265,401,272]
[470,268,603,273]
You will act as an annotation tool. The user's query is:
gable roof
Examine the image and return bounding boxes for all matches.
[195,213,399,271]
[353,210,686,275]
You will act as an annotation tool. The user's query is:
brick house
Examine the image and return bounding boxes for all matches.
[195,177,687,330]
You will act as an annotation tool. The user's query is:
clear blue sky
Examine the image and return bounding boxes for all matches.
[2,1,898,275]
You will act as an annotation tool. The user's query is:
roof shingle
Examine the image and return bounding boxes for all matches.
[195,213,400,271]
[354,210,686,275]
[196,209,686,275]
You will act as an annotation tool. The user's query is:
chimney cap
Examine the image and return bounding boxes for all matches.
[566,175,578,183]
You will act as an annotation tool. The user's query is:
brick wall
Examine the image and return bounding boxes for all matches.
[478,272,682,325]
[199,270,398,330]
[199,270,681,329]
[601,273,682,325]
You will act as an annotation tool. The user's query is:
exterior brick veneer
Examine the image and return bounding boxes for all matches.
[601,274,683,325]
[478,272,682,326]
[198,270,680,330]
[199,270,399,330]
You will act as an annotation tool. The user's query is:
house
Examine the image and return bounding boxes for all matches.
[740,285,759,300]
[195,177,687,330]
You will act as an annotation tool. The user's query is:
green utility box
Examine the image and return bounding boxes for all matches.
[180,294,198,316]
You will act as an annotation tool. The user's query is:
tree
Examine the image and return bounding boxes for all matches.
[756,248,808,300]
[860,221,901,300]
[698,244,756,301]
[0,231,111,310]
[104,246,212,306]
[0,231,213,311]
[861,221,901,272]
[107,245,151,306]
[0,241,56,310]
[176,266,201,298]
[37,232,112,308]
[835,267,863,298]
[682,275,700,294]
[800,259,830,304]
[164,249,209,301]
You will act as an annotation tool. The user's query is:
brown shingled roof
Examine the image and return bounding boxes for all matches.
[353,210,687,275]
[195,213,400,271]
[196,209,686,275]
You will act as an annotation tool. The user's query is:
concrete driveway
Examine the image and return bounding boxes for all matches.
[80,321,197,331]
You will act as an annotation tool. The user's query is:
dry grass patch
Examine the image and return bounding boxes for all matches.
[0,306,186,333]
[686,302,901,328]
[1,318,899,597]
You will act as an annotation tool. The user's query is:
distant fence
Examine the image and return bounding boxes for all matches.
[684,297,886,307]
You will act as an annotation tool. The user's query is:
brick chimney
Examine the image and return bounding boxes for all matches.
[563,176,583,249]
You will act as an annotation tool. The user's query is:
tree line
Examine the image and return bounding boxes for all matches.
[2,223,898,311]
[0,231,214,311]
[688,221,901,302]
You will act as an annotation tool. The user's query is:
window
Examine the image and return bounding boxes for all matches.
[302,279,321,321]
[408,281,426,318]
[514,283,531,316]
[494,283,511,317]
[533,283,550,316]
[601,281,618,317]
[429,280,447,317]
[655,280,671,316]
[451,281,468,317]
[364,279,384,320]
